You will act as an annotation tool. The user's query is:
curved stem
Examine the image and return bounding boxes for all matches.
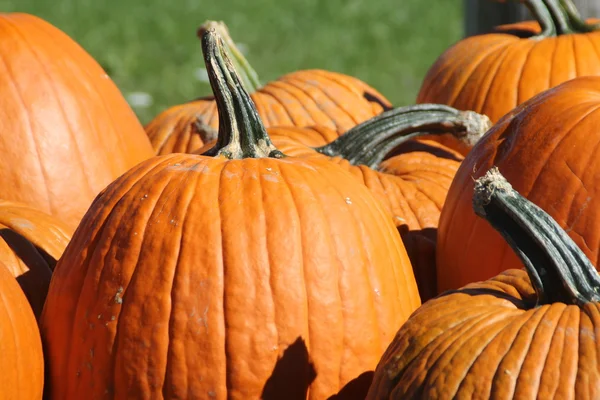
[198,21,262,93]
[315,104,491,169]
[200,29,283,160]
[522,0,599,39]
[472,167,600,306]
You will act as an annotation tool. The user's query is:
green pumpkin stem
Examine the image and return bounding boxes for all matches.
[198,21,262,93]
[200,29,283,160]
[315,104,491,169]
[472,167,600,306]
[523,0,599,38]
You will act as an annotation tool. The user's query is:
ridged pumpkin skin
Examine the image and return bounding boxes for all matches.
[437,76,600,293]
[369,268,600,399]
[0,200,71,318]
[40,29,420,399]
[368,168,600,399]
[417,18,600,123]
[0,261,44,399]
[147,69,392,155]
[0,13,154,232]
[40,154,420,399]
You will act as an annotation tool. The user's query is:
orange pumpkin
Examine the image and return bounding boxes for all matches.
[146,20,392,155]
[0,260,44,399]
[0,200,71,318]
[0,13,154,232]
[417,0,600,123]
[368,168,600,399]
[41,29,420,399]
[195,104,491,300]
[437,76,600,293]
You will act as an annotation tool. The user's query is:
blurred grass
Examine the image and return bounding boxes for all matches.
[1,0,463,124]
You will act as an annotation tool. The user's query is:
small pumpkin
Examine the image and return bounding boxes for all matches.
[146,20,392,155]
[0,200,71,319]
[41,28,420,399]
[0,13,154,232]
[436,76,600,293]
[0,260,44,399]
[195,105,491,300]
[368,168,600,399]
[417,0,600,123]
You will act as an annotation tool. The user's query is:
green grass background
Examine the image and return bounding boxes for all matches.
[2,0,463,124]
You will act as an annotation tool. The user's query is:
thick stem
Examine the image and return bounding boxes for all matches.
[522,0,599,39]
[315,104,491,169]
[472,167,600,306]
[198,21,262,93]
[200,29,283,160]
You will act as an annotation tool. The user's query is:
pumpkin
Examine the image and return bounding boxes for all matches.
[368,168,600,399]
[0,13,154,232]
[145,20,392,155]
[436,76,600,294]
[195,105,491,301]
[417,0,600,123]
[0,260,44,399]
[0,200,71,319]
[40,28,420,399]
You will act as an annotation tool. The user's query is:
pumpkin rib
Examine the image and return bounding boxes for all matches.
[438,40,513,108]
[477,43,519,115]
[260,83,318,126]
[525,103,600,201]
[28,17,130,178]
[5,18,95,178]
[278,163,341,386]
[18,18,126,182]
[513,40,537,107]
[0,276,22,389]
[269,80,336,128]
[256,89,301,127]
[285,77,358,131]
[0,47,55,212]
[161,167,199,399]
[298,73,371,125]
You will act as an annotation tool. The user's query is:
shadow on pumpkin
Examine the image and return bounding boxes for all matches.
[398,227,438,302]
[0,228,53,319]
[328,371,374,400]
[262,337,316,400]
[385,140,463,162]
[261,337,375,400]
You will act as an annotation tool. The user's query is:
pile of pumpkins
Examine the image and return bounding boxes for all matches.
[3,0,600,398]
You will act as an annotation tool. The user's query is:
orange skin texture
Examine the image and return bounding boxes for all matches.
[198,128,463,301]
[40,153,420,399]
[0,200,71,319]
[417,19,600,123]
[0,13,154,232]
[0,261,44,399]
[146,70,392,155]
[437,76,600,293]
[367,269,600,399]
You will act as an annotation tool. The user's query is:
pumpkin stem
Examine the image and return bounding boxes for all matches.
[197,21,262,93]
[315,104,491,169]
[200,29,283,160]
[523,0,599,38]
[472,167,600,306]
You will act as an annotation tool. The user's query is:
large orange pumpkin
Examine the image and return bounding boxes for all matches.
[0,13,154,232]
[146,20,392,155]
[195,104,490,300]
[436,76,600,294]
[0,260,44,399]
[0,200,71,319]
[40,29,420,399]
[368,168,600,399]
[417,0,600,123]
